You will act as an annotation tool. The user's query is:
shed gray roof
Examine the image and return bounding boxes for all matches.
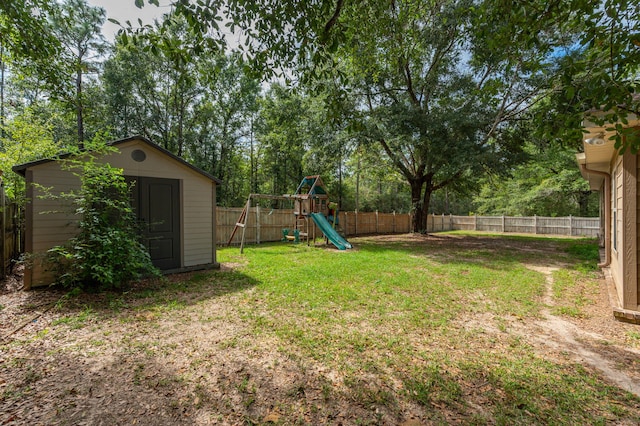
[12,136,222,185]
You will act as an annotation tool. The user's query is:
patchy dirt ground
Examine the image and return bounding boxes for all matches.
[2,233,640,425]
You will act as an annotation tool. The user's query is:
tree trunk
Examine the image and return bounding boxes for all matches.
[578,190,591,217]
[177,97,184,157]
[444,188,450,215]
[421,179,434,233]
[249,117,258,194]
[1,43,5,140]
[338,156,343,208]
[76,67,84,147]
[355,154,360,212]
[410,176,435,233]
[410,178,425,232]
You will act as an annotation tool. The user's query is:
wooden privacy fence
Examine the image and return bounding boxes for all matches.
[218,208,600,245]
[450,215,600,237]
[1,182,23,279]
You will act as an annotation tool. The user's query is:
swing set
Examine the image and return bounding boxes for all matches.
[226,175,350,253]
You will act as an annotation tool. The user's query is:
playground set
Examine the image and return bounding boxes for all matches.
[227,175,352,253]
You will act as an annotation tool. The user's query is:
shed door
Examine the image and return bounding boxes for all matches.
[128,176,181,270]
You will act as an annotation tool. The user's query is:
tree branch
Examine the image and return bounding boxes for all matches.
[378,136,413,181]
[321,0,344,42]
[432,170,463,192]
[402,58,420,107]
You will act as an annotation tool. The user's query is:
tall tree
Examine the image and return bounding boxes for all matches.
[334,1,542,231]
[105,15,201,154]
[256,85,307,196]
[50,0,108,146]
[192,53,260,205]
[300,92,355,207]
[168,0,566,230]
[0,1,61,139]
[0,109,60,203]
[101,47,141,138]
[473,143,598,217]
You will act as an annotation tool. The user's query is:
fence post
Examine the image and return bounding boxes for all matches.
[449,214,453,231]
[355,210,358,236]
[256,205,261,244]
[344,212,348,237]
[474,214,477,231]
[502,215,505,233]
[534,215,538,234]
[569,215,573,236]
[376,210,379,234]
[393,211,396,233]
[441,213,444,232]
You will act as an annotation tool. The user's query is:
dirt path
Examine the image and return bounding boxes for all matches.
[528,265,640,397]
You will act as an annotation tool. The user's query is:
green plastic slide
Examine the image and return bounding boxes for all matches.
[309,213,352,250]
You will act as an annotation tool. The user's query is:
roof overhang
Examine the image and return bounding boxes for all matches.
[577,111,640,190]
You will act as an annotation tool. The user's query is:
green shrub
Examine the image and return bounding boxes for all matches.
[46,148,159,291]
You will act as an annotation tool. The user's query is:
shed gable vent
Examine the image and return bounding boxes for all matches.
[131,149,147,162]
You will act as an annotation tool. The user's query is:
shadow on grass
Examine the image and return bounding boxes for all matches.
[46,268,259,320]
[353,232,600,272]
[0,327,409,425]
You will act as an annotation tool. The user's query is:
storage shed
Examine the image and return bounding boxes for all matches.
[13,136,221,289]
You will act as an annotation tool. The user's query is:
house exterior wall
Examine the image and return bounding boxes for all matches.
[611,154,624,304]
[599,185,606,247]
[622,151,637,310]
[24,139,217,288]
[636,153,640,308]
[579,120,640,318]
[609,151,639,311]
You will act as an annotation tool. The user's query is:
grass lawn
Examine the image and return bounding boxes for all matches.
[1,232,639,425]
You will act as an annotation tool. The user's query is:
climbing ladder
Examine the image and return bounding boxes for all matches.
[294,214,310,244]
[227,198,251,253]
[227,193,297,253]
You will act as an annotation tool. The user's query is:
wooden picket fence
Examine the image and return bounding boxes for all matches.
[1,201,601,277]
[449,215,600,237]
[217,208,600,245]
